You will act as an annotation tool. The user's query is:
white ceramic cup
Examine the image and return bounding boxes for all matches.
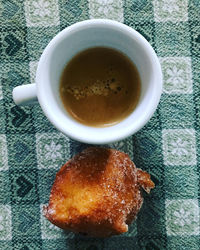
[12,19,162,144]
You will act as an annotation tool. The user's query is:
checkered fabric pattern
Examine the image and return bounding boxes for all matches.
[0,0,199,249]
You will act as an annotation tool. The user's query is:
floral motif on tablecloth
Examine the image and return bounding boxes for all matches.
[29,61,38,84]
[36,132,70,169]
[160,57,192,94]
[0,205,12,240]
[153,0,188,22]
[89,0,124,22]
[24,0,60,27]
[0,85,3,100]
[0,135,8,171]
[166,199,200,235]
[162,129,196,166]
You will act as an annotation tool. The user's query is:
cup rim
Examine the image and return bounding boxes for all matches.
[36,19,163,144]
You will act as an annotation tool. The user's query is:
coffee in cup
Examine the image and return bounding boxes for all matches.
[59,47,141,127]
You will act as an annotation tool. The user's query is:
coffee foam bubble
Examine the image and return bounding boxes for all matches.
[62,78,123,100]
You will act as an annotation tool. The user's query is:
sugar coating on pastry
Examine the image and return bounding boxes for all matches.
[43,147,154,237]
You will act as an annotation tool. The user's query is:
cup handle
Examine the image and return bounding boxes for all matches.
[12,83,38,106]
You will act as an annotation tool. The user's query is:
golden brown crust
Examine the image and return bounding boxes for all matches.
[44,147,154,237]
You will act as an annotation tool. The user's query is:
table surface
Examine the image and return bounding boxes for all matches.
[0,0,199,249]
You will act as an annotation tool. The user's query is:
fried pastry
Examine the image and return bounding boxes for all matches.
[44,147,154,237]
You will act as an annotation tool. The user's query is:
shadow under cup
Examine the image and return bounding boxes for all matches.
[36,20,162,144]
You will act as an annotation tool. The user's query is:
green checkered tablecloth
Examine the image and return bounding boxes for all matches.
[0,0,199,249]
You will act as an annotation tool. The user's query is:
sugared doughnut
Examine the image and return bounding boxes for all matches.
[44,147,154,237]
